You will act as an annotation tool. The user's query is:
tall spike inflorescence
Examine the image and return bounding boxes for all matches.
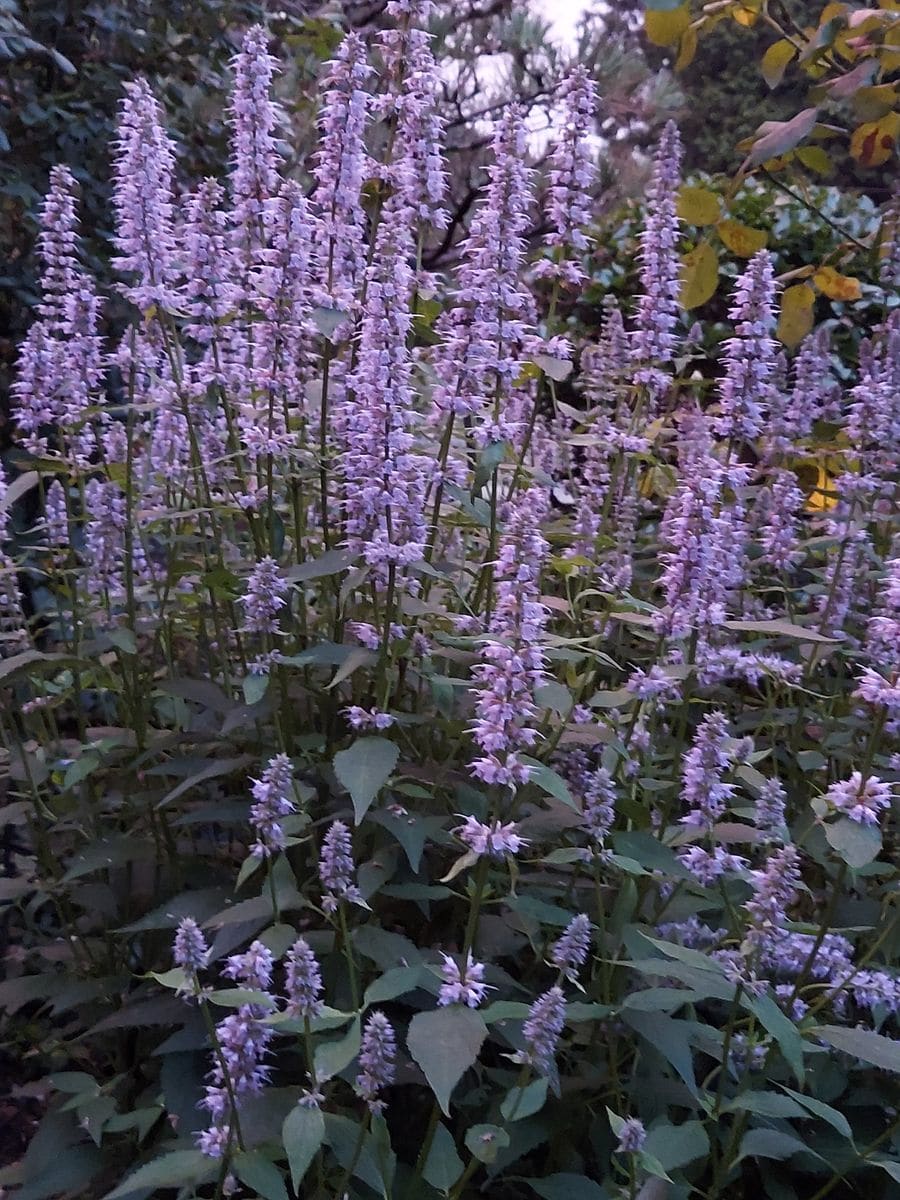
[632,121,683,402]
[715,250,779,446]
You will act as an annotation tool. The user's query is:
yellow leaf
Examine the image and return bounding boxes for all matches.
[777,283,816,348]
[677,185,721,226]
[680,241,719,309]
[850,111,900,166]
[718,218,769,257]
[806,465,838,512]
[852,83,897,122]
[675,23,698,71]
[732,1,761,26]
[645,2,691,46]
[796,145,833,174]
[820,2,849,20]
[761,39,798,88]
[880,0,900,10]
[813,265,862,301]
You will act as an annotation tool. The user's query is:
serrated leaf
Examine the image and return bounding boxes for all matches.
[283,1104,325,1190]
[102,1150,214,1199]
[816,1024,900,1071]
[680,241,719,309]
[644,1120,709,1170]
[407,1007,487,1115]
[527,1173,608,1200]
[718,219,768,257]
[738,1128,815,1163]
[825,817,882,868]
[519,757,577,809]
[314,1016,361,1081]
[423,1122,464,1193]
[779,1085,855,1141]
[333,737,400,824]
[234,1152,288,1200]
[500,1076,548,1122]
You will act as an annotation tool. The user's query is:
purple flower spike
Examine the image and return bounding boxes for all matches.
[319,820,363,913]
[243,557,288,635]
[551,914,592,982]
[285,939,324,1021]
[715,250,779,444]
[615,1116,647,1154]
[249,753,295,857]
[518,985,566,1079]
[357,1011,396,1114]
[438,952,491,1008]
[173,917,210,973]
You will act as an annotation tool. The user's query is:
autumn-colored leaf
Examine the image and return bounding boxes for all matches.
[718,219,769,257]
[761,39,797,88]
[777,283,815,348]
[645,2,691,46]
[742,107,819,171]
[680,241,719,309]
[677,185,721,226]
[850,111,900,166]
[675,24,698,70]
[813,266,862,301]
[796,145,832,175]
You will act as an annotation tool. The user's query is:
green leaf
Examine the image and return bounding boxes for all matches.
[527,1173,609,1200]
[234,1151,289,1200]
[500,1077,548,1122]
[724,618,837,643]
[423,1122,464,1193]
[313,305,348,341]
[464,1124,509,1163]
[825,817,882,868]
[872,1158,900,1183]
[333,737,400,824]
[621,1010,697,1095]
[724,1092,807,1119]
[738,1129,813,1163]
[406,1007,487,1115]
[677,185,721,226]
[744,992,805,1084]
[519,757,578,809]
[815,1025,900,1072]
[102,1150,214,1199]
[282,1104,325,1192]
[314,1016,361,1082]
[364,966,426,1006]
[761,39,797,89]
[643,1121,709,1171]
[779,1086,855,1141]
[243,672,269,706]
[533,354,574,382]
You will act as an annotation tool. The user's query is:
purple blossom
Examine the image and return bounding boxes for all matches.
[44,480,69,553]
[817,528,869,640]
[340,202,428,580]
[470,489,549,788]
[680,712,746,831]
[656,439,747,646]
[438,952,491,1008]
[582,766,617,850]
[319,820,363,912]
[758,468,804,571]
[455,816,528,858]
[345,706,395,731]
[615,1117,647,1154]
[679,845,748,885]
[242,557,287,635]
[249,753,295,857]
[744,844,801,952]
[432,109,535,433]
[228,26,283,271]
[773,328,834,448]
[312,32,372,308]
[285,938,324,1021]
[536,66,598,286]
[357,1011,396,1114]
[632,121,682,399]
[199,1005,273,1156]
[550,914,592,982]
[517,985,566,1079]
[860,557,900,699]
[852,969,900,1015]
[824,772,893,826]
[182,178,235,344]
[223,941,275,991]
[715,250,779,444]
[754,777,787,838]
[173,917,210,973]
[112,79,178,310]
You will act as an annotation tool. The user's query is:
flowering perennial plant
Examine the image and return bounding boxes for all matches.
[4,14,900,1200]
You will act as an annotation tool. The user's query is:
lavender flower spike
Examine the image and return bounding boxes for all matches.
[319,820,363,913]
[550,914,592,982]
[715,249,779,444]
[517,985,566,1080]
[357,1011,396,1114]
[824,772,893,827]
[285,939,324,1021]
[615,1117,647,1154]
[243,557,288,635]
[438,952,491,1008]
[249,753,295,857]
[173,917,210,973]
[632,120,683,398]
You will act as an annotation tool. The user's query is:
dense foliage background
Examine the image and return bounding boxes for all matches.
[1,1,899,1199]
